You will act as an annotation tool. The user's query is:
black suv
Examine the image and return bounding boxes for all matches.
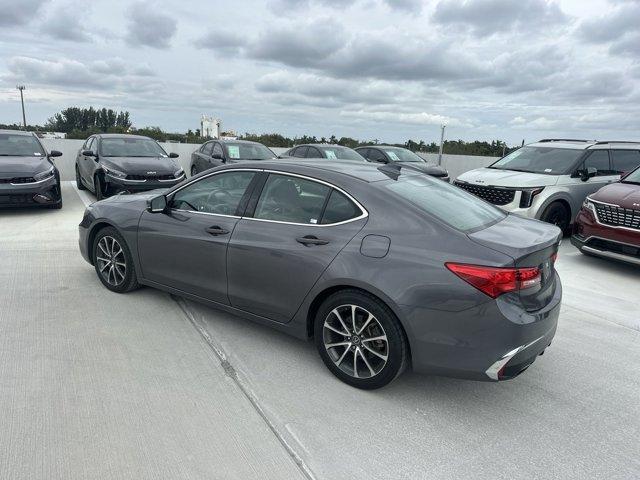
[190,139,276,176]
[356,145,450,181]
[75,134,185,199]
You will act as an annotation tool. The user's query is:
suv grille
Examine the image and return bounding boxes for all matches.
[594,203,640,230]
[0,177,37,184]
[454,181,515,206]
[126,174,176,181]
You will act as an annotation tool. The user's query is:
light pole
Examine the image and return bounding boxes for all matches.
[437,124,446,166]
[16,85,27,128]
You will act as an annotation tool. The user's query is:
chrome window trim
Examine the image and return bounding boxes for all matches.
[588,197,640,232]
[166,167,369,226]
[159,173,185,182]
[246,169,368,227]
[171,208,241,219]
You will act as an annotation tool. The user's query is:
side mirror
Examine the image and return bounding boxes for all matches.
[148,195,167,213]
[375,157,389,164]
[49,150,63,158]
[169,152,179,158]
[212,152,224,161]
[82,149,96,157]
[581,167,597,181]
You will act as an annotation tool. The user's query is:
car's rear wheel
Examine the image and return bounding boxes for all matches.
[314,290,408,389]
[541,202,570,233]
[92,227,139,293]
[75,165,86,190]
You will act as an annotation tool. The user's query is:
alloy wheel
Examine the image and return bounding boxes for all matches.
[96,236,127,286]
[322,304,388,379]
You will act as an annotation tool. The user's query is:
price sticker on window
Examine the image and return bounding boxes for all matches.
[228,146,240,159]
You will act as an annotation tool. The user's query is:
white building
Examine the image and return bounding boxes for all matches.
[201,115,221,139]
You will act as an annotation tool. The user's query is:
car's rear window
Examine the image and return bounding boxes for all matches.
[384,175,506,232]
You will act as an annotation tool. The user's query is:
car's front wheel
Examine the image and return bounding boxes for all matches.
[92,227,139,293]
[75,165,86,190]
[314,290,408,389]
[541,201,570,233]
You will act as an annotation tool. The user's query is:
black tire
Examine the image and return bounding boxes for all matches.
[92,226,139,293]
[540,202,570,233]
[95,174,105,200]
[76,165,86,190]
[191,165,198,177]
[314,289,409,390]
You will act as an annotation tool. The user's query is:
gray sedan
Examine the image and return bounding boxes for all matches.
[78,161,562,389]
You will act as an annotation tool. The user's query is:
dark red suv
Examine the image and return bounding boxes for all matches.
[572,165,640,265]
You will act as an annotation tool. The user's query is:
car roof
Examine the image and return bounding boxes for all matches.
[529,139,640,150]
[217,159,420,183]
[297,144,352,149]
[215,139,263,145]
[97,133,154,140]
[0,129,36,136]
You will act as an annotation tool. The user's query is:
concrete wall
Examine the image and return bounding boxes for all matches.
[41,139,496,182]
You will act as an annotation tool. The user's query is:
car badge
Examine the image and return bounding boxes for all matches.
[146,171,157,175]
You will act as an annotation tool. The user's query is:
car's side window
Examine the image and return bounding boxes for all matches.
[611,150,640,175]
[582,150,612,176]
[253,174,330,224]
[306,147,322,158]
[213,143,224,158]
[368,149,387,163]
[86,137,95,151]
[320,190,362,224]
[293,146,308,158]
[357,148,370,159]
[170,171,256,216]
[201,142,213,156]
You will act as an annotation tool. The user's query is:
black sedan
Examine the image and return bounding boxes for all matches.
[75,134,185,199]
[356,145,450,181]
[0,130,63,209]
[281,144,366,162]
[190,139,276,176]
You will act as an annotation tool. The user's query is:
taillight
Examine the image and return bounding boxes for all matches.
[445,263,541,298]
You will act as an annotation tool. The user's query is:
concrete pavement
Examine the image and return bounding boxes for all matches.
[0,182,638,479]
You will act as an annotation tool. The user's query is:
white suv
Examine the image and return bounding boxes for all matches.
[454,139,640,231]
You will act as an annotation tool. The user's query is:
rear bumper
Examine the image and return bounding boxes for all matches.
[0,176,61,207]
[403,273,561,381]
[571,208,640,265]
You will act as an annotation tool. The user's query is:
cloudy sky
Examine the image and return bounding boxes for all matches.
[0,0,638,144]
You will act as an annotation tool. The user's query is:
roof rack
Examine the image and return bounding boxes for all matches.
[593,141,640,145]
[538,139,594,143]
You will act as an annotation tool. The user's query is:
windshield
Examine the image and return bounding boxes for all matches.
[99,137,168,157]
[225,142,274,160]
[490,146,583,174]
[384,175,506,232]
[622,166,640,184]
[0,133,45,157]
[320,146,365,161]
[383,148,423,163]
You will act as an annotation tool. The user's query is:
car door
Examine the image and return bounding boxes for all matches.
[227,172,368,323]
[79,136,96,185]
[137,169,259,304]
[564,149,617,213]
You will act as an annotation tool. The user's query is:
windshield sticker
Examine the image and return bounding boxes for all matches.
[386,151,400,161]
[325,150,337,159]
[228,146,240,159]
[34,152,42,156]
[544,168,553,172]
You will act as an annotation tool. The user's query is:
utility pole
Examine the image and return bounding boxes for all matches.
[437,124,446,166]
[16,85,27,128]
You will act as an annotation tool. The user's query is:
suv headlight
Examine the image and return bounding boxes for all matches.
[33,166,55,181]
[174,169,185,179]
[103,166,127,179]
[583,197,596,215]
[519,187,544,208]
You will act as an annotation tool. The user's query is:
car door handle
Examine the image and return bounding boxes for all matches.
[296,235,329,246]
[205,226,229,236]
